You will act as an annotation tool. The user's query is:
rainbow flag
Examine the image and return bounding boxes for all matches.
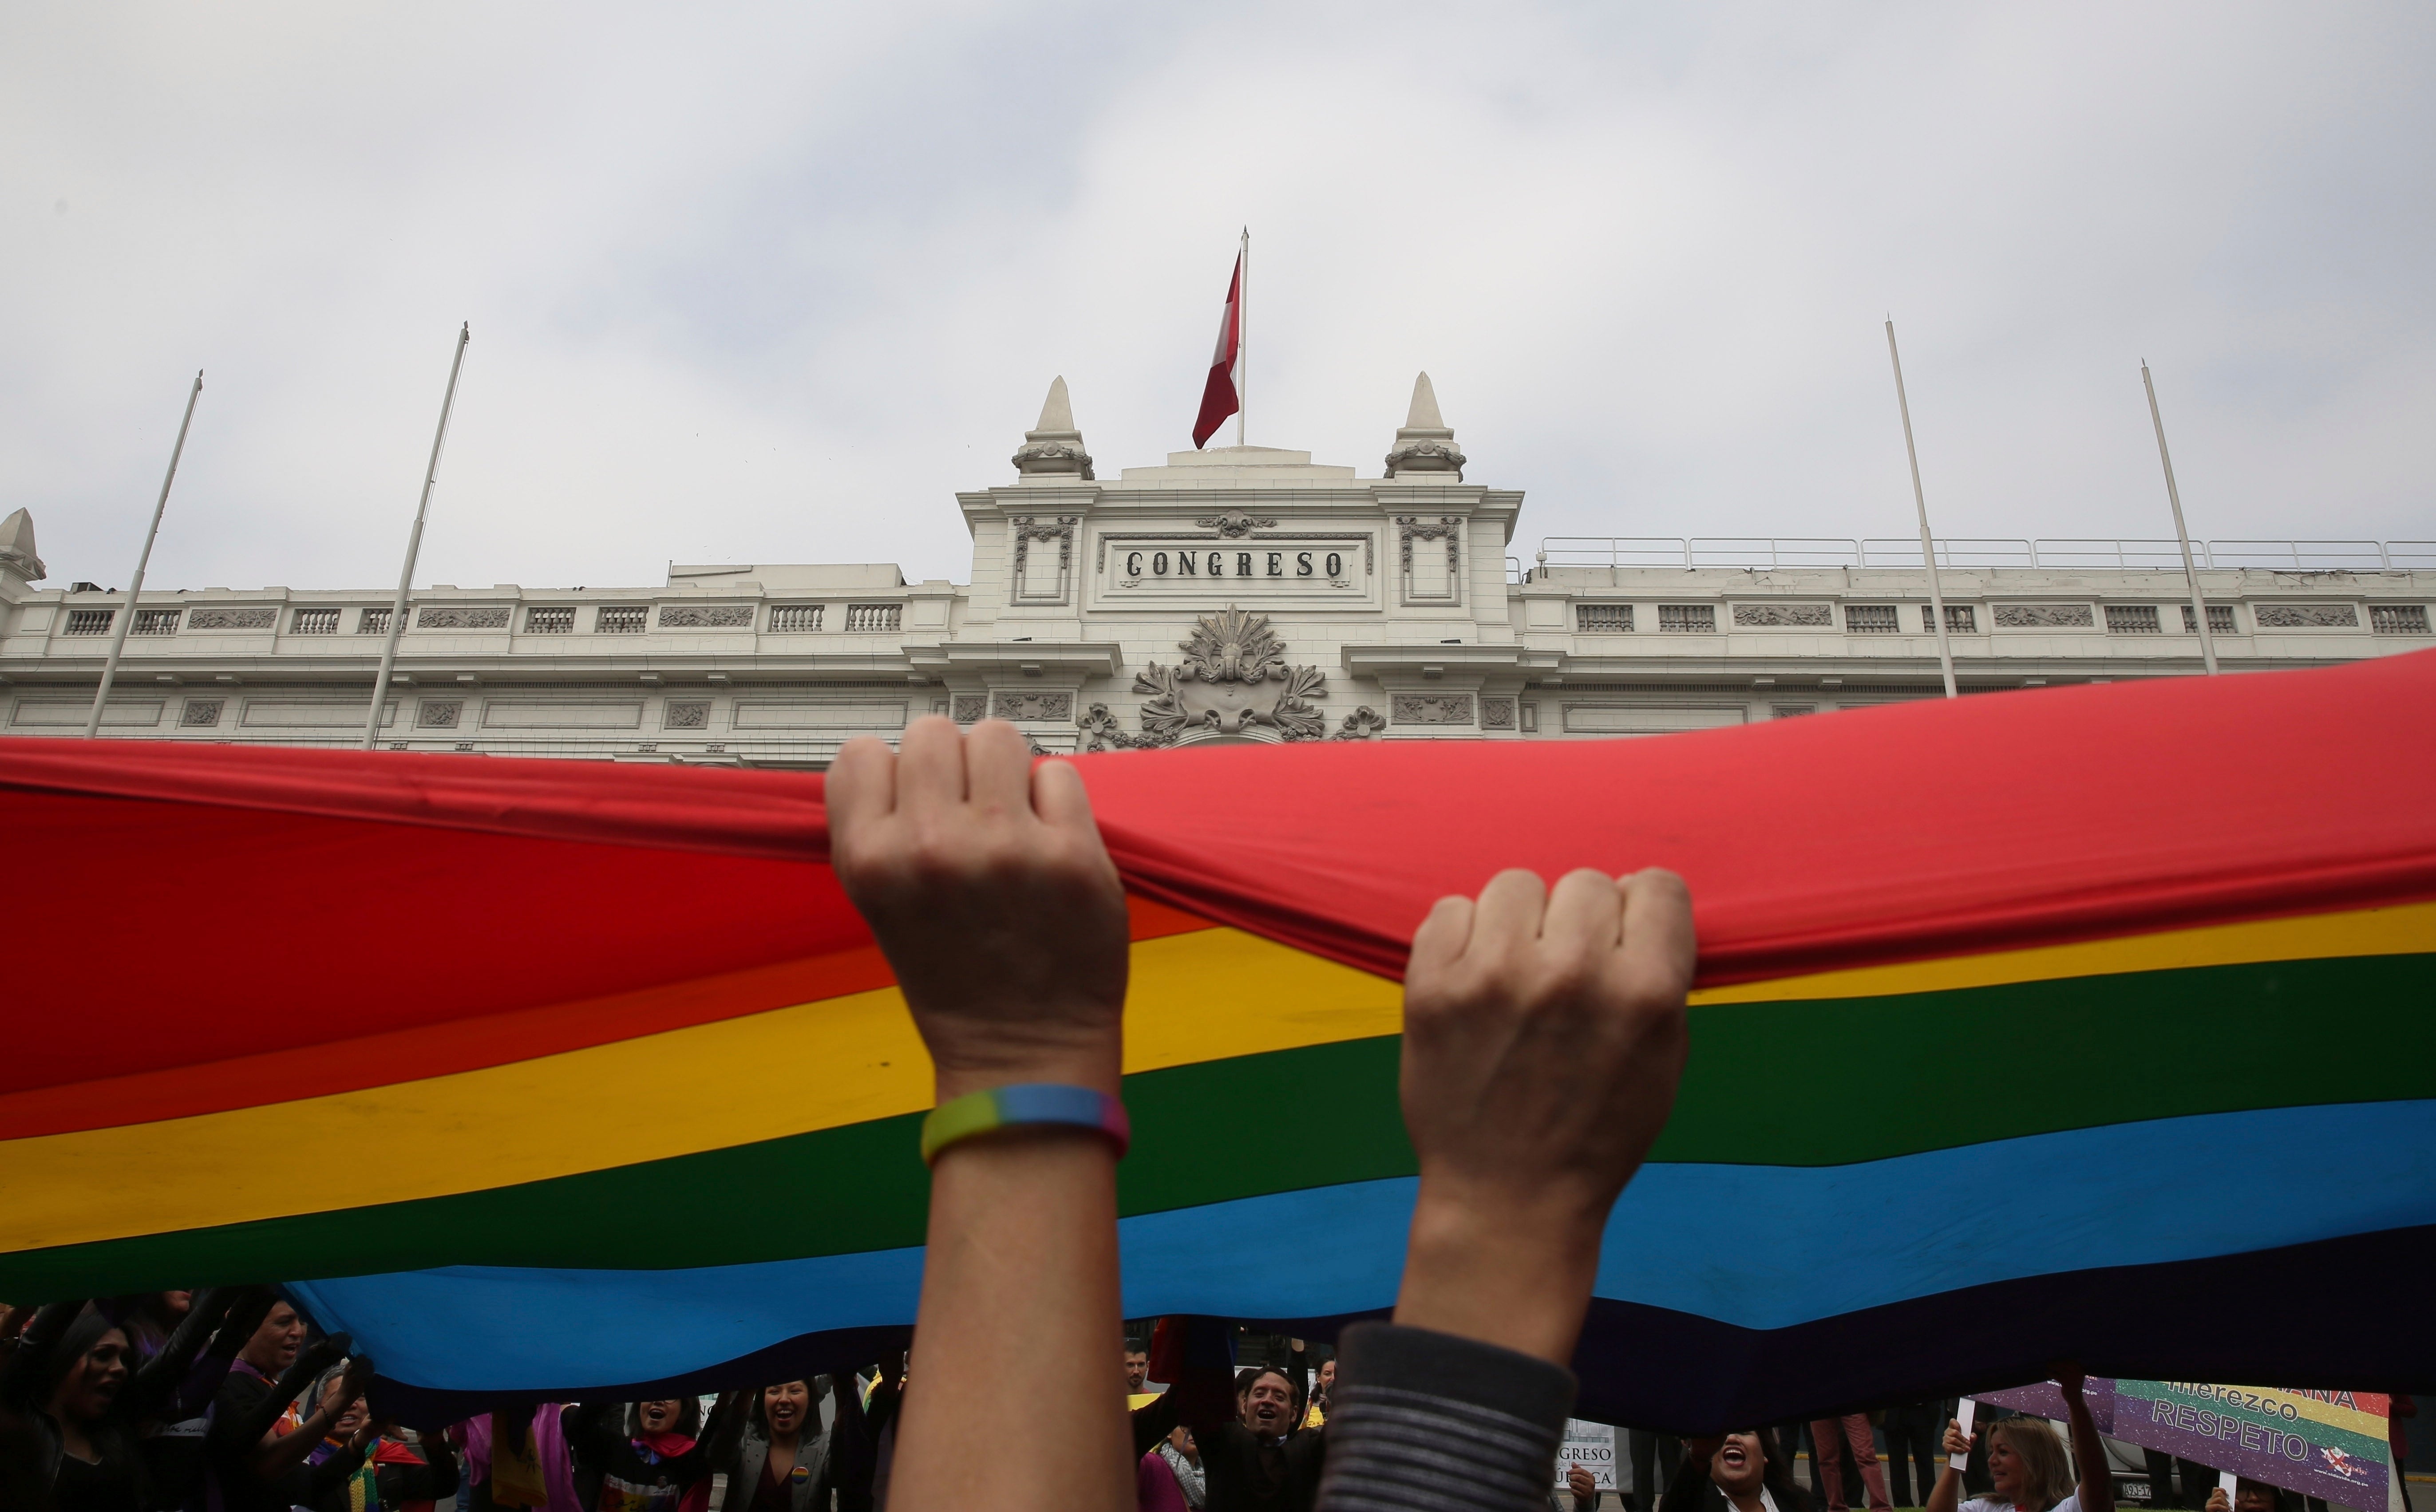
[5,652,2433,1429]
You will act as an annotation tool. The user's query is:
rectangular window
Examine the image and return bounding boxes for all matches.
[1845,604,1899,634]
[1931,604,1976,633]
[1574,604,1633,632]
[292,608,340,635]
[133,609,183,636]
[597,605,648,634]
[523,607,575,633]
[1657,604,1715,633]
[358,608,390,634]
[2182,604,2238,635]
[768,605,824,632]
[2106,605,2163,634]
[2371,604,2431,635]
[64,609,114,636]
[845,603,902,632]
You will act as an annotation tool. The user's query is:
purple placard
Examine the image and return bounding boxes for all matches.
[1965,1378,2389,1510]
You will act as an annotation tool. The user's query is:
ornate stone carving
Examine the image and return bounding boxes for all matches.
[1384,373,1467,479]
[1008,516,1076,598]
[1993,603,2096,628]
[952,695,988,723]
[1330,707,1386,741]
[1011,376,1094,478]
[1479,696,1517,730]
[1180,605,1286,683]
[1392,693,1475,726]
[993,691,1073,721]
[1079,703,1163,751]
[180,698,224,728]
[663,700,711,729]
[1193,511,1276,538]
[416,699,463,729]
[1396,517,1461,586]
[188,607,277,630]
[1732,603,1834,628]
[656,605,755,628]
[415,606,510,630]
[2254,603,2358,628]
[1113,606,1330,746]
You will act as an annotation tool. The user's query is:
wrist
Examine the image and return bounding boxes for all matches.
[931,1038,1122,1103]
[1393,1175,1606,1365]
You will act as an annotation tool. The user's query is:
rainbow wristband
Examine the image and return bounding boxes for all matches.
[919,1083,1131,1166]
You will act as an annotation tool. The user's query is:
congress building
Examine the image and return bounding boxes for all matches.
[2,375,2429,765]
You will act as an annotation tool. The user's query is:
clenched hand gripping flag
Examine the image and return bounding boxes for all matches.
[4,652,2434,1430]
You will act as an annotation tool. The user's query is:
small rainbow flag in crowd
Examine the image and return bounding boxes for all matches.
[4,652,2432,1428]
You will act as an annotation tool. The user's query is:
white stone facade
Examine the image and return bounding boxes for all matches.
[1,380,2429,767]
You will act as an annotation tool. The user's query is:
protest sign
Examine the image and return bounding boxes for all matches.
[2111,1381,2389,1511]
[1558,1420,1619,1491]
[1964,1378,2391,1511]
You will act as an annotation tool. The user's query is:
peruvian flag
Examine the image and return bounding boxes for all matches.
[1191,241,1243,448]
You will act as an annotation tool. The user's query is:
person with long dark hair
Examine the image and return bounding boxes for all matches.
[5,1305,144,1512]
[1661,1429,1815,1512]
[567,1396,736,1512]
[708,1381,837,1512]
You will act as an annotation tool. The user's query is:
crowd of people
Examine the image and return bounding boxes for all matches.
[3,1293,2396,1512]
[1,718,2419,1512]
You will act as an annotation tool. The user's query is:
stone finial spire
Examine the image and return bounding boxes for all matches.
[1012,375,1095,480]
[1384,371,1466,480]
[0,507,46,583]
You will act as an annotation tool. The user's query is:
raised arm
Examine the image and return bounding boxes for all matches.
[245,1351,372,1481]
[828,717,1136,1512]
[1927,1417,1970,1512]
[0,1299,81,1406]
[124,1286,273,1422]
[1316,866,1696,1512]
[2060,1369,2114,1512]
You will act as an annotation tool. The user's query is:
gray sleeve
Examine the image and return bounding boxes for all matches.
[1313,1321,1578,1512]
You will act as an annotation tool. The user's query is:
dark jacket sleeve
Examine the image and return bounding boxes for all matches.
[1311,1322,1575,1512]
[300,1443,371,1511]
[826,1369,883,1512]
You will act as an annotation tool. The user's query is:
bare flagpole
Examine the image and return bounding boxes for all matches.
[1884,318,1958,699]
[2142,359,2219,675]
[363,323,471,751]
[86,371,205,737]
[1235,227,1249,448]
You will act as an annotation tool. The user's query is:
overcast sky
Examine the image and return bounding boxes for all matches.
[4,3,2429,594]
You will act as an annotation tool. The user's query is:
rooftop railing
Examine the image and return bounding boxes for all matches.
[1533,537,2436,575]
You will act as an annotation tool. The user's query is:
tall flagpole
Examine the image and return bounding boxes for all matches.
[85,371,204,738]
[1885,319,1958,699]
[363,323,470,751]
[1235,227,1249,447]
[2142,359,2219,675]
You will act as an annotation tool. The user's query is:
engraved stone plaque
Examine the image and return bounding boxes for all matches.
[1392,694,1475,726]
[187,607,277,630]
[993,691,1074,721]
[415,607,511,630]
[657,605,756,628]
[1731,603,1833,627]
[1993,603,2096,628]
[2253,603,2358,628]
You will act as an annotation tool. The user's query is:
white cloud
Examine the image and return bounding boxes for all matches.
[4,1,2428,594]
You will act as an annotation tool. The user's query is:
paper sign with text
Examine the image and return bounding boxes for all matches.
[1557,1420,1619,1491]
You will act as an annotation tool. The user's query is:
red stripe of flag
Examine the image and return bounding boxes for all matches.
[1191,250,1242,448]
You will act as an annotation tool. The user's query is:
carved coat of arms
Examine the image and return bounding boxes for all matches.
[1080,607,1334,749]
